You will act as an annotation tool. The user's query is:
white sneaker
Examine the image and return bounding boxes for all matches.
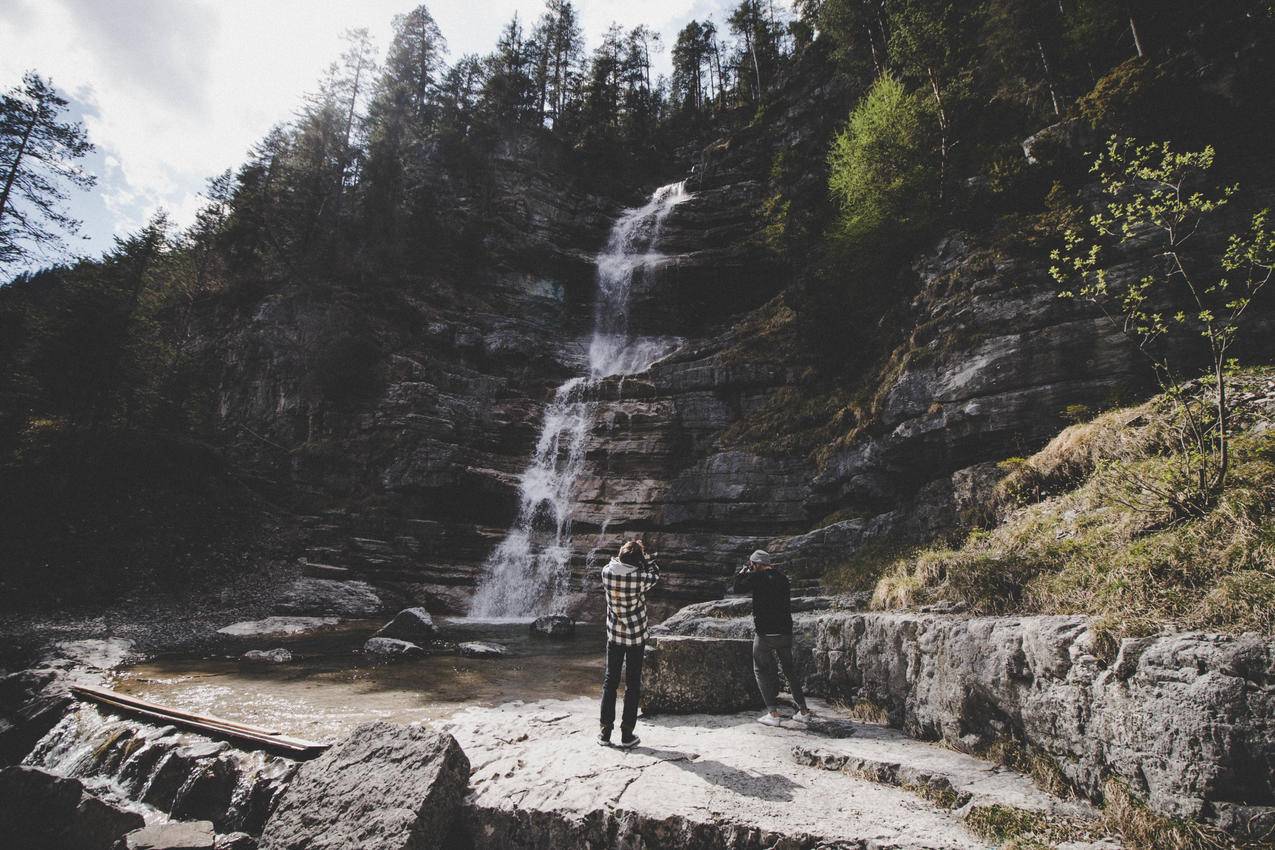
[793,710,814,724]
[757,712,782,727]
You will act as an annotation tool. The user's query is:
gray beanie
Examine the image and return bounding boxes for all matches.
[749,549,772,565]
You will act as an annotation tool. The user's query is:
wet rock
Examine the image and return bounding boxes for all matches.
[240,649,292,664]
[363,637,426,658]
[275,578,383,618]
[529,614,574,638]
[0,765,145,850]
[118,820,216,850]
[0,691,73,765]
[458,641,508,658]
[642,635,763,713]
[258,722,470,850]
[216,617,340,638]
[47,638,140,671]
[141,741,231,812]
[374,607,436,642]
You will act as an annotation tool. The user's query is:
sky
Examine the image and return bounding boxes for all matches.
[0,0,788,275]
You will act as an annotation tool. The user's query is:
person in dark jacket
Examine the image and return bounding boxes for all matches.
[733,549,813,726]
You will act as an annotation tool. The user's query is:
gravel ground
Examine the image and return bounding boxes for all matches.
[0,561,296,671]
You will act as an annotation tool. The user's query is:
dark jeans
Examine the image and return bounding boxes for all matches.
[600,641,644,735]
[753,633,808,711]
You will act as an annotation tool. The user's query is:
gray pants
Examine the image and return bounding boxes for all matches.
[752,634,807,711]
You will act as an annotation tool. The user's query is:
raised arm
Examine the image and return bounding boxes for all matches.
[641,560,661,592]
[732,566,753,594]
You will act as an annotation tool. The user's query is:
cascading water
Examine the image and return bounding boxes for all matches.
[25,704,297,834]
[469,181,691,618]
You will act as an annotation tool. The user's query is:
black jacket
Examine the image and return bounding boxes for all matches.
[733,567,793,635]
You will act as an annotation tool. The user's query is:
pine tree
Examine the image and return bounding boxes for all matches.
[482,15,537,122]
[0,71,96,270]
[529,0,584,129]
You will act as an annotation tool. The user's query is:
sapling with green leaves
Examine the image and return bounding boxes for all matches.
[1050,136,1275,517]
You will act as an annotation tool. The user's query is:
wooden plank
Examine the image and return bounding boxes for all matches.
[71,685,330,759]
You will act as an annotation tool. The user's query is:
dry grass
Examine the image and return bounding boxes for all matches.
[823,538,921,594]
[869,370,1275,641]
[1100,780,1235,850]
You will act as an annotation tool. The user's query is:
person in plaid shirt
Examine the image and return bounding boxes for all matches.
[598,539,660,748]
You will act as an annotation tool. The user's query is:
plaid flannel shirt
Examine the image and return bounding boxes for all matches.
[602,557,661,645]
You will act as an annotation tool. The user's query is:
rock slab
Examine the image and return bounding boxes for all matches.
[258,722,470,850]
[441,696,1085,849]
[457,641,508,658]
[216,617,339,638]
[118,820,216,850]
[642,635,763,713]
[0,765,145,850]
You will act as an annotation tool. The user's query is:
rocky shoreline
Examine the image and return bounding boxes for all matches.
[2,595,1271,848]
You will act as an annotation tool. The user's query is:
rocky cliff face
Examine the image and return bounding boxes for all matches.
[169,63,1272,623]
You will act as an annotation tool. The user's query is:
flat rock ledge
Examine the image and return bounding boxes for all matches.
[438,697,1109,850]
[654,607,1275,833]
[216,617,340,638]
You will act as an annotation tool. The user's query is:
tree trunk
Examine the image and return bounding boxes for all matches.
[1036,40,1062,116]
[1126,4,1145,57]
[1214,356,1228,490]
[927,66,949,200]
[749,33,763,100]
[0,111,37,225]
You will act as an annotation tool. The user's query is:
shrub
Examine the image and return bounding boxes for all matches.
[827,74,938,248]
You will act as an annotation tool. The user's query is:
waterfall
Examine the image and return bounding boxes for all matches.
[469,181,691,618]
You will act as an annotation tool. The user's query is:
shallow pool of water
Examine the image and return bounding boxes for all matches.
[111,618,607,742]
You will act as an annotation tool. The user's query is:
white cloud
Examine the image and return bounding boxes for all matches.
[0,0,783,267]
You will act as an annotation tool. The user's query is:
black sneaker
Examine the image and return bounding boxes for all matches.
[598,728,613,746]
[618,732,640,749]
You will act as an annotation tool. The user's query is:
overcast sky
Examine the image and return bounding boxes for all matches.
[1,0,786,273]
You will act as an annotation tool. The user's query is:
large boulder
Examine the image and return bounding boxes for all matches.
[641,635,764,713]
[274,578,383,618]
[375,608,437,642]
[258,722,470,850]
[529,615,574,638]
[117,820,216,850]
[0,765,145,850]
